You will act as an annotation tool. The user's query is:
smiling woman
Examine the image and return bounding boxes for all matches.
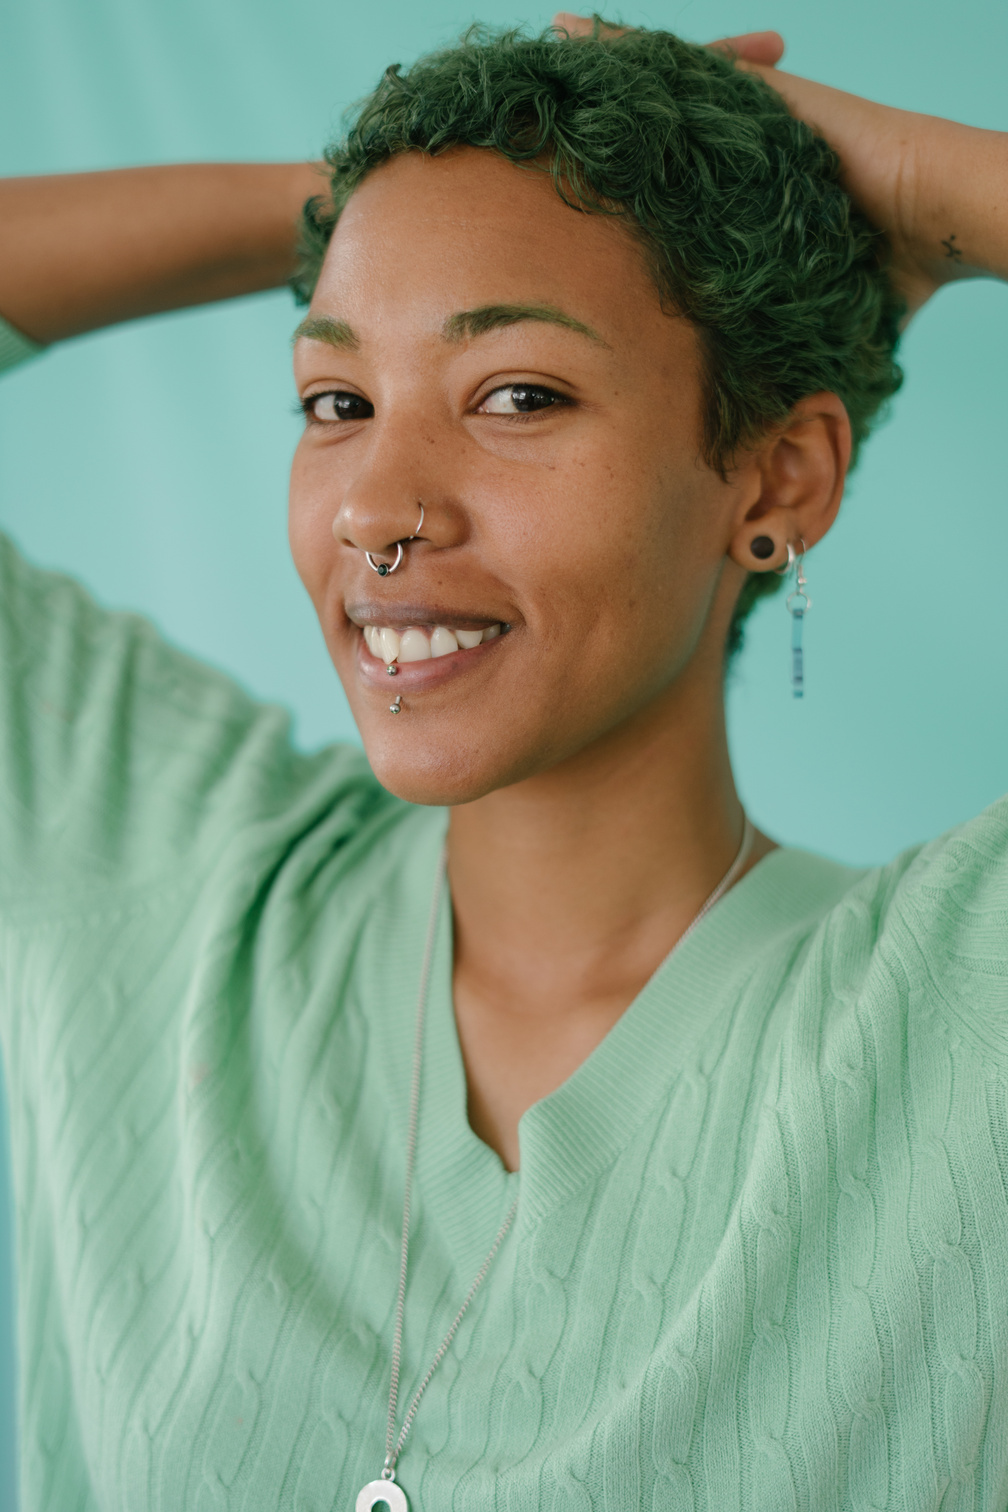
[2,15,1008,1512]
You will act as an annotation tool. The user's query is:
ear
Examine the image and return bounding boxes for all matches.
[728,392,852,573]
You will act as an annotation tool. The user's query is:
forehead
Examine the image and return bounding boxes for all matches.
[311,147,672,350]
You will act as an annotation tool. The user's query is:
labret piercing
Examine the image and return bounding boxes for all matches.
[360,502,425,578]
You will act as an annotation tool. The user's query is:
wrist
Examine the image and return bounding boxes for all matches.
[902,117,1008,291]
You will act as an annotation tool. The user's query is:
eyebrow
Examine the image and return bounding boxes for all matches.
[292,314,359,350]
[292,303,607,352]
[443,303,607,346]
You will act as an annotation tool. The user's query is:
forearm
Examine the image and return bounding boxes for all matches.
[904,116,1008,288]
[0,161,326,344]
[744,64,1008,313]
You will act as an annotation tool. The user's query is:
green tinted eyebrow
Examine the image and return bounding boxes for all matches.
[293,305,606,350]
[443,303,608,346]
[292,315,359,350]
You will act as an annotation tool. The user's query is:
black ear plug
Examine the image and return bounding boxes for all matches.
[750,535,776,561]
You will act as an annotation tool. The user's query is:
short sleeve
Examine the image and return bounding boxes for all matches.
[0,311,45,374]
[0,530,391,912]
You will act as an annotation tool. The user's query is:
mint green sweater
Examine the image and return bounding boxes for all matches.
[2,326,1008,1510]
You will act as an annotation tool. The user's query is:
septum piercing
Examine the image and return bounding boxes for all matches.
[364,502,425,577]
[366,541,403,578]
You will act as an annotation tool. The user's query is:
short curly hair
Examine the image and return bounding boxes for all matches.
[293,21,904,652]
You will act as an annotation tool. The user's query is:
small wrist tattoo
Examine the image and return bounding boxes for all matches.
[941,232,963,262]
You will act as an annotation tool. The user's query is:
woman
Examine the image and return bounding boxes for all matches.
[1,15,1006,1510]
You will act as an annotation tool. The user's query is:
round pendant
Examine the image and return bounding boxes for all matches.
[356,1478,409,1512]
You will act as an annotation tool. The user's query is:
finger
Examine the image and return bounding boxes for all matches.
[552,12,629,39]
[552,14,784,63]
[707,30,785,66]
[553,12,592,35]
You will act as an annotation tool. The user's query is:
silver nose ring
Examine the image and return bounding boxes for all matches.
[364,502,425,578]
[365,541,403,577]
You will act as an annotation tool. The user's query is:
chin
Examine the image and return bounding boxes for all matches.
[334,625,651,806]
[361,728,515,807]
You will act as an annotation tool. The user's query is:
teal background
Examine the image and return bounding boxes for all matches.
[0,0,1005,1502]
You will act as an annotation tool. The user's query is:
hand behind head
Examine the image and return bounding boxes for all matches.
[552,13,785,67]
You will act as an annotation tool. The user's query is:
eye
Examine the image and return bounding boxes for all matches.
[302,390,374,423]
[478,384,567,416]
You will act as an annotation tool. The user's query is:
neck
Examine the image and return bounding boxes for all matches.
[446,643,775,1170]
[449,660,762,1004]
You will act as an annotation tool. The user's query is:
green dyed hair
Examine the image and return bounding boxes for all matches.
[293,21,904,652]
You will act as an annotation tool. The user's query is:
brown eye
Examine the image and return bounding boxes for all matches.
[303,391,374,422]
[480,384,564,415]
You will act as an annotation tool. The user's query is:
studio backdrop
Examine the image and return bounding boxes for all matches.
[1,0,1006,1501]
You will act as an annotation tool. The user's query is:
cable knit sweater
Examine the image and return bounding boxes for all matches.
[2,326,1008,1510]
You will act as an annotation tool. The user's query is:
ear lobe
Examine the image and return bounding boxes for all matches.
[727,391,851,570]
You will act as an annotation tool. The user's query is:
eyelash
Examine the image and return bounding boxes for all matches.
[297,384,571,425]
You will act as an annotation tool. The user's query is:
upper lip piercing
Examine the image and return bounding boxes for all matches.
[364,502,425,578]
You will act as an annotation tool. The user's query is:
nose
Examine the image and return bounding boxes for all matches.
[334,495,423,559]
[331,420,465,561]
[334,500,425,573]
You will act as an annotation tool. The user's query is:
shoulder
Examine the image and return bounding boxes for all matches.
[0,530,406,908]
[875,794,1008,1066]
[799,794,1008,1075]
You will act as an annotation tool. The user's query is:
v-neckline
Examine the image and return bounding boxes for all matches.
[386,810,862,1270]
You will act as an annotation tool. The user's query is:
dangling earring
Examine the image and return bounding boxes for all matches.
[776,539,810,698]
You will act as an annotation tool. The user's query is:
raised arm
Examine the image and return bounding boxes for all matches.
[555,13,1008,320]
[731,62,1008,319]
[0,161,324,344]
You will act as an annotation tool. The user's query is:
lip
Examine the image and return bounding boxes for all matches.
[345,599,508,633]
[354,623,510,691]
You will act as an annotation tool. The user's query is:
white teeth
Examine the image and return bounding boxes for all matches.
[430,626,459,658]
[364,621,504,663]
[397,628,432,662]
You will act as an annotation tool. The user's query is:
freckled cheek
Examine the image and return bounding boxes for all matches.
[495,472,650,655]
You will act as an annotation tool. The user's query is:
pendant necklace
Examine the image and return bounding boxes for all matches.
[356,814,755,1510]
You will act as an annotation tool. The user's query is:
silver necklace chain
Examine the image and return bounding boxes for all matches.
[374,812,755,1492]
[382,850,519,1487]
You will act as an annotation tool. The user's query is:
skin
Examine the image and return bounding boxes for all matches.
[289,146,849,1169]
[3,24,1006,1170]
[0,162,324,342]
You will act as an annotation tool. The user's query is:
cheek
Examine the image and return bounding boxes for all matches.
[287,442,338,605]
[505,440,706,666]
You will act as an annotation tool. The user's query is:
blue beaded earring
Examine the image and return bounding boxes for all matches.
[776,539,810,698]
